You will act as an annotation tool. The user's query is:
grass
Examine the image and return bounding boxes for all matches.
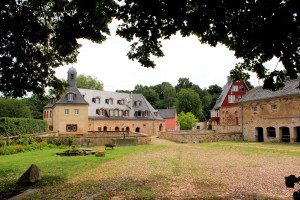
[0,145,155,196]
[198,141,300,156]
[0,140,299,199]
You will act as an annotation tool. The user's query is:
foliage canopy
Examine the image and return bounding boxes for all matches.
[1,0,298,97]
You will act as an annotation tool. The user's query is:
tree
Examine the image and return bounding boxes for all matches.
[0,97,32,118]
[2,1,298,97]
[0,0,116,97]
[116,0,299,90]
[153,82,176,108]
[175,78,193,93]
[77,74,104,90]
[133,84,159,106]
[177,112,198,130]
[207,85,222,96]
[176,88,203,120]
[23,94,49,119]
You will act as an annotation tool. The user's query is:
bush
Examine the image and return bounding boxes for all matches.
[0,117,48,137]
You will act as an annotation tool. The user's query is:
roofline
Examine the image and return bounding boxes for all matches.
[239,93,300,104]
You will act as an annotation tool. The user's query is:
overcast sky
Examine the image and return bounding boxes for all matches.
[55,21,282,92]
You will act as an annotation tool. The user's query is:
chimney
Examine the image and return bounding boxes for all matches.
[227,76,232,85]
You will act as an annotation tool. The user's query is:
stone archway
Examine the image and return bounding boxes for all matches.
[256,127,264,142]
[135,127,140,132]
[280,127,290,142]
[295,127,300,142]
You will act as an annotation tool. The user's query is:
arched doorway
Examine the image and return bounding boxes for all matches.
[115,127,120,131]
[256,127,264,142]
[103,126,107,131]
[296,127,300,142]
[280,127,290,142]
[159,124,163,131]
[126,126,130,132]
[135,127,140,132]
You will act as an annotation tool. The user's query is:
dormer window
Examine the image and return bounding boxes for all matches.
[118,99,125,105]
[123,110,129,117]
[96,109,104,116]
[144,110,150,117]
[105,98,113,105]
[92,97,101,104]
[67,93,75,101]
[134,100,142,106]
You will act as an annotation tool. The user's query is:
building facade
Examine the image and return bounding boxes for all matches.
[239,79,300,142]
[210,77,249,126]
[157,109,178,131]
[43,67,165,135]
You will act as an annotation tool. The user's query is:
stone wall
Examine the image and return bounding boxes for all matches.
[241,95,300,142]
[88,118,165,135]
[213,125,242,133]
[57,131,151,146]
[158,131,243,143]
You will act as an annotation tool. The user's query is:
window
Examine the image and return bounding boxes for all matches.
[134,100,142,106]
[154,112,158,117]
[50,111,52,118]
[105,98,113,105]
[110,110,114,116]
[92,97,100,104]
[65,109,69,115]
[118,99,125,105]
[74,109,79,115]
[66,124,77,132]
[136,110,142,117]
[124,110,129,117]
[96,109,104,116]
[67,93,74,101]
[144,111,150,117]
[271,104,277,110]
[98,127,102,131]
[228,95,235,103]
[119,110,123,116]
[231,85,238,92]
[114,109,119,116]
[252,106,258,112]
[267,127,276,137]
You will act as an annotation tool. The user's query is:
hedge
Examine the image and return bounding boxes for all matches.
[0,117,48,137]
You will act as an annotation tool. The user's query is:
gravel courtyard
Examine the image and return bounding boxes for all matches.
[30,138,300,200]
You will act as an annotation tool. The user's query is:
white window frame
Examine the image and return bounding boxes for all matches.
[228,95,235,103]
[65,109,69,115]
[231,85,238,92]
[74,109,79,115]
[67,93,74,101]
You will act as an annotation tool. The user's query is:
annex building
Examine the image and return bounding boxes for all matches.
[43,67,165,135]
[239,79,300,142]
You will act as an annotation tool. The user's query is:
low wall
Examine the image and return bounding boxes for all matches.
[213,125,242,133]
[158,131,243,143]
[60,131,151,146]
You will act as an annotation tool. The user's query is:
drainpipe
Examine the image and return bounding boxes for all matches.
[241,103,244,141]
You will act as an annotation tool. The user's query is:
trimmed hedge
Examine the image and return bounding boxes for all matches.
[0,117,48,136]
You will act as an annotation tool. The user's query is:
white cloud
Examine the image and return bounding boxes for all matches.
[55,21,281,91]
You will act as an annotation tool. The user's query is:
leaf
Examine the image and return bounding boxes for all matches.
[285,175,299,188]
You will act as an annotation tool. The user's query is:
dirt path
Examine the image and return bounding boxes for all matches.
[31,138,300,199]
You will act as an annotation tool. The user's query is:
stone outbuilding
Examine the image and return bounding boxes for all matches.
[239,79,300,142]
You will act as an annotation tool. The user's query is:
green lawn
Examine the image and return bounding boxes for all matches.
[0,145,155,196]
[0,140,299,199]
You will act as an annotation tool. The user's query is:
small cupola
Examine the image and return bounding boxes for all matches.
[67,67,77,87]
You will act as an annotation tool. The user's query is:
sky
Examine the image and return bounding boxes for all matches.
[55,21,282,92]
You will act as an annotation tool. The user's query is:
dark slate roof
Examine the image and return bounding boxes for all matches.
[212,80,232,109]
[78,88,163,120]
[55,87,89,105]
[157,109,177,119]
[239,79,300,103]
